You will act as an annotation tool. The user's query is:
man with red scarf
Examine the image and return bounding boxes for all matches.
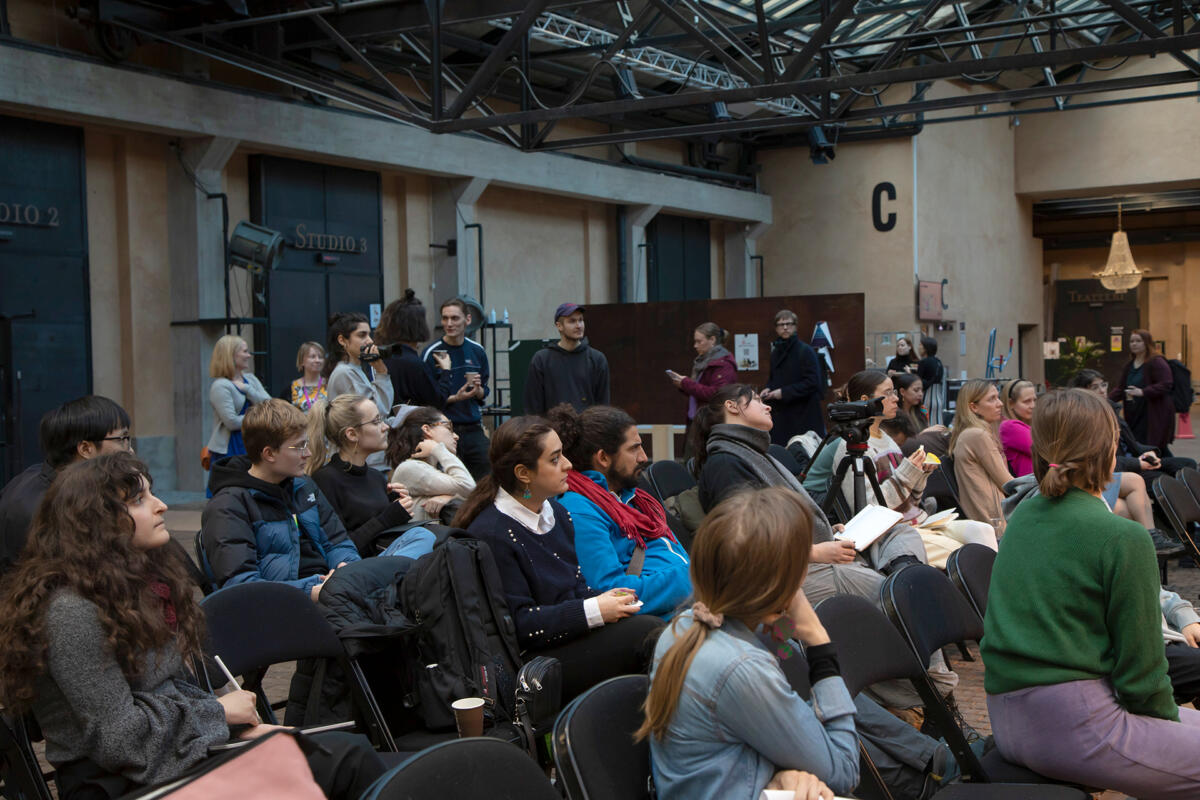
[548,404,692,618]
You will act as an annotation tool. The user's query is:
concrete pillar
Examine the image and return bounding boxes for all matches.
[167,136,239,492]
[430,177,490,307]
[623,203,661,302]
[724,221,772,298]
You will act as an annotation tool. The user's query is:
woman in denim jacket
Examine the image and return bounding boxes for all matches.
[638,486,858,800]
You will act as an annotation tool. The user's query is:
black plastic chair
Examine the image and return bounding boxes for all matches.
[935,455,962,507]
[945,543,996,621]
[813,595,926,698]
[932,787,1087,799]
[0,713,53,800]
[881,565,1091,790]
[769,444,805,477]
[193,530,218,593]
[641,460,696,505]
[923,466,960,512]
[362,737,557,800]
[201,581,396,751]
[1177,467,1200,513]
[165,536,212,596]
[553,675,652,800]
[1152,475,1200,562]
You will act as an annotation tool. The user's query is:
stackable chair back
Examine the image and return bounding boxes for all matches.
[935,455,962,506]
[193,530,218,594]
[362,738,557,800]
[1179,466,1200,508]
[882,565,1091,790]
[1152,475,1200,560]
[165,536,212,596]
[0,713,53,800]
[641,460,696,504]
[813,595,925,697]
[201,581,396,751]
[768,444,805,477]
[553,675,652,800]
[923,465,960,512]
[944,543,996,620]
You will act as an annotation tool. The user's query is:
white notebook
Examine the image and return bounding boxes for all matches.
[834,505,903,551]
[760,791,856,800]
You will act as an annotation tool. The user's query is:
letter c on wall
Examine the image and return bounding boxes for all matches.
[872,182,897,232]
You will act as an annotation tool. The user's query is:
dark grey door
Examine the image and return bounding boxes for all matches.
[250,156,383,397]
[647,214,711,302]
[0,116,90,483]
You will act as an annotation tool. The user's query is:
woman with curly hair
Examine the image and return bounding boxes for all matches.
[0,452,386,800]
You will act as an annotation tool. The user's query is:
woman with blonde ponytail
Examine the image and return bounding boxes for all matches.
[981,388,1200,797]
[639,487,857,800]
[308,395,432,559]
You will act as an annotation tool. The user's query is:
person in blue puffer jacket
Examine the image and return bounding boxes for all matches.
[202,399,360,602]
[546,404,691,619]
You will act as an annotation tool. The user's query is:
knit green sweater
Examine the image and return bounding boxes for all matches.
[981,487,1178,721]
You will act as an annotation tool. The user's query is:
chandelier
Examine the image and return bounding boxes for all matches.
[1095,203,1146,292]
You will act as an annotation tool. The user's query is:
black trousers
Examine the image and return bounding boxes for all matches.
[535,614,665,702]
[455,423,492,480]
[1166,641,1200,705]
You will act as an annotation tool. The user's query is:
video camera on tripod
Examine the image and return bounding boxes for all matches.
[808,396,888,518]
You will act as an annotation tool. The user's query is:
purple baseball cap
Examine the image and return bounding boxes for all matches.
[554,302,585,321]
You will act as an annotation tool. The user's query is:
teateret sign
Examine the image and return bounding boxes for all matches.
[290,223,368,254]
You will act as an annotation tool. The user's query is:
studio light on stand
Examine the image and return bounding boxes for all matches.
[1095,203,1147,291]
[229,221,285,275]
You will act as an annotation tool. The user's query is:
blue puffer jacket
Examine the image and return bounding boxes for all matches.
[201,456,360,592]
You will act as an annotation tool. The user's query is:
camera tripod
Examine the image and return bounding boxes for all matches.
[809,423,887,522]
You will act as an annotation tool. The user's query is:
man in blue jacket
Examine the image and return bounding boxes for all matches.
[548,404,690,618]
[202,399,360,601]
[422,298,491,479]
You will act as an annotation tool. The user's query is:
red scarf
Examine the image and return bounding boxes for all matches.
[148,580,178,631]
[565,471,675,550]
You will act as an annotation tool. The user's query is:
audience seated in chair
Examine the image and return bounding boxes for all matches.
[202,398,361,600]
[824,371,997,568]
[692,383,953,712]
[546,404,691,619]
[981,388,1200,797]
[639,486,858,800]
[307,394,434,560]
[453,416,664,702]
[0,452,386,800]
[0,395,132,577]
[386,406,476,523]
[949,380,1014,535]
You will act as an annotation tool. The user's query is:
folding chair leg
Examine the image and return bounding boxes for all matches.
[956,642,974,662]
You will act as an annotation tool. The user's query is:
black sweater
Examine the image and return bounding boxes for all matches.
[467,501,593,650]
[382,343,455,408]
[312,455,412,557]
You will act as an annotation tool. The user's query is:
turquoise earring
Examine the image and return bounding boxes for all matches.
[522,484,532,500]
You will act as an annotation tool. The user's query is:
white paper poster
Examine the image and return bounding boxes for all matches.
[735,334,759,371]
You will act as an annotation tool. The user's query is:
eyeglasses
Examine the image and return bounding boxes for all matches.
[880,389,899,398]
[352,415,385,428]
[284,441,311,453]
[775,321,796,328]
[100,434,133,450]
[433,420,455,432]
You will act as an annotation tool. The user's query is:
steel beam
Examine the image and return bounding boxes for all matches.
[1096,0,1200,73]
[442,0,554,119]
[778,0,859,82]
[648,0,761,84]
[433,29,1200,132]
[307,14,424,114]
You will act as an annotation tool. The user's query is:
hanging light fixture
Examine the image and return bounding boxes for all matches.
[1095,203,1146,291]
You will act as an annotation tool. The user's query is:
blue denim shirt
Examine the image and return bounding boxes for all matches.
[649,612,859,800]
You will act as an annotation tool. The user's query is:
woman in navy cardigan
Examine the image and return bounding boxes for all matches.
[454,416,664,700]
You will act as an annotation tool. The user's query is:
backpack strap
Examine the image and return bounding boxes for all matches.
[625,545,646,577]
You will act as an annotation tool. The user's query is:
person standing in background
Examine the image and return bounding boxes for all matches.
[375,289,462,408]
[1110,329,1176,453]
[524,303,610,415]
[762,310,825,443]
[422,298,491,479]
[207,334,270,494]
[916,337,946,425]
[666,322,737,424]
[886,337,920,376]
[289,341,327,411]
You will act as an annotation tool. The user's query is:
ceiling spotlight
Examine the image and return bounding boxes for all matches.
[808,126,836,165]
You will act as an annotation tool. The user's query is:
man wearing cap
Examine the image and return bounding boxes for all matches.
[524,303,611,415]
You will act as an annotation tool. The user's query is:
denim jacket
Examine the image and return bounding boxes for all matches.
[649,612,859,800]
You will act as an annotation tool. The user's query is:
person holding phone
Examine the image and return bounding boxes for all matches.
[1109,329,1176,453]
[422,298,492,479]
[665,322,737,425]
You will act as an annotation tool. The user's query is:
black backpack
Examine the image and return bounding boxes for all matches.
[1168,359,1195,413]
[398,530,524,731]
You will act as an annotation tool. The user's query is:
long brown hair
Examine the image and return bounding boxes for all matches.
[636,487,813,741]
[451,416,554,528]
[1032,389,1117,498]
[0,453,206,712]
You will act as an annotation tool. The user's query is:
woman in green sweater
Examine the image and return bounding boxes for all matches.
[981,388,1199,798]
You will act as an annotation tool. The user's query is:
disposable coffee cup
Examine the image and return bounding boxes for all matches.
[465,371,481,385]
[452,697,485,738]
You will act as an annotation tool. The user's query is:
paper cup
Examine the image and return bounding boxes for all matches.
[452,697,485,738]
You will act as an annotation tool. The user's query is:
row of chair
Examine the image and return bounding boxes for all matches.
[1152,467,1200,564]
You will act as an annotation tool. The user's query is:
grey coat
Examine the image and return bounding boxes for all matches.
[33,590,228,786]
[206,373,270,454]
